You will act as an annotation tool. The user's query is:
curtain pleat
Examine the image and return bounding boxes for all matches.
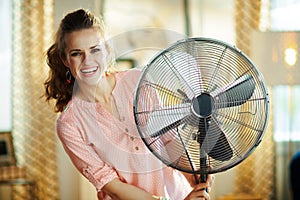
[12,0,60,199]
[234,1,275,200]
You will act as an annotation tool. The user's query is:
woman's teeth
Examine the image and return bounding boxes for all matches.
[81,67,98,74]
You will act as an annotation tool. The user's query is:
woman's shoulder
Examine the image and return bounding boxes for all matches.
[56,100,74,124]
[56,97,87,124]
[56,98,91,136]
[115,68,142,79]
[114,68,143,85]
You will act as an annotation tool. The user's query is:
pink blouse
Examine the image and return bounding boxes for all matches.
[56,69,192,199]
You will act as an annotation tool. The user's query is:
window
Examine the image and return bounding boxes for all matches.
[271,0,300,31]
[273,85,300,141]
[270,0,300,141]
[0,0,12,131]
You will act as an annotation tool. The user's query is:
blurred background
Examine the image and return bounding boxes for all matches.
[0,0,300,199]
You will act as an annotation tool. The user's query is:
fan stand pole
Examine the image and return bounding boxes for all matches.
[199,156,207,182]
[199,151,208,192]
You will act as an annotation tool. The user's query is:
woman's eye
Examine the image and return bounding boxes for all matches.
[91,48,101,54]
[70,52,81,57]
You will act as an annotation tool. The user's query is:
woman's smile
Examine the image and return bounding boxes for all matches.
[80,66,99,76]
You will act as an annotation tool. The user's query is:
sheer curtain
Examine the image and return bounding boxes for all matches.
[233,1,276,199]
[235,0,300,199]
[273,86,300,200]
[264,0,300,199]
[12,0,59,199]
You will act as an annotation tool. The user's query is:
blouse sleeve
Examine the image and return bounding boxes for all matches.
[56,117,119,192]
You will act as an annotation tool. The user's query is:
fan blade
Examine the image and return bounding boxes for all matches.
[146,103,190,137]
[212,74,255,108]
[199,119,233,161]
[168,52,203,98]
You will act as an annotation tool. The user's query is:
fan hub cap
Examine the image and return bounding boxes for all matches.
[191,93,214,117]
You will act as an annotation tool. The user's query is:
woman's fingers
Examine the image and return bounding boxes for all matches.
[188,186,210,200]
[185,174,215,200]
[193,181,209,192]
[206,174,215,192]
[184,174,215,199]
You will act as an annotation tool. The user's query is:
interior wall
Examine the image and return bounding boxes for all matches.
[191,0,235,43]
[54,0,236,199]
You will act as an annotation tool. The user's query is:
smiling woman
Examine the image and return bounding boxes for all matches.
[44,8,215,200]
[44,9,116,112]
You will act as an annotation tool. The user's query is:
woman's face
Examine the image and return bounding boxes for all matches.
[63,28,108,85]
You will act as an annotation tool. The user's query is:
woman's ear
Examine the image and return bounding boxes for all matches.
[62,60,69,68]
[61,55,69,68]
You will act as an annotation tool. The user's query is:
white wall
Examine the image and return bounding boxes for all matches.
[190,0,235,43]
[0,0,12,131]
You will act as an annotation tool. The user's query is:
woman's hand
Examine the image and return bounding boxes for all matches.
[184,174,215,200]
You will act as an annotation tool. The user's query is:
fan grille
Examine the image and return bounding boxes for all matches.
[133,38,269,174]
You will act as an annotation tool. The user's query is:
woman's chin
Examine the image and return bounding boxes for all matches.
[76,74,102,86]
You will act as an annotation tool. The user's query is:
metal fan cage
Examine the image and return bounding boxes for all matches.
[133,37,269,175]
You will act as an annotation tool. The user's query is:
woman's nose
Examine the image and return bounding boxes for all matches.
[83,52,93,64]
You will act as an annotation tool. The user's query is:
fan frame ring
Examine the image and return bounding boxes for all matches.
[133,37,270,175]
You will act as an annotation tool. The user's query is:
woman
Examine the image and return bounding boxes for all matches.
[44,8,214,200]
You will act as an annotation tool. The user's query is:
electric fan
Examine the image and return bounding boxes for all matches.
[133,37,269,184]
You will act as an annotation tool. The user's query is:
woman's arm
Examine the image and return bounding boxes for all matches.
[102,174,214,200]
[102,178,159,200]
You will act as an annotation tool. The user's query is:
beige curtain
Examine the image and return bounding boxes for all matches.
[234,1,275,200]
[12,0,60,199]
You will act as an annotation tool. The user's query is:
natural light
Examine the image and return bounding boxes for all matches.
[273,86,300,141]
[270,0,300,141]
[0,0,12,131]
[270,1,300,31]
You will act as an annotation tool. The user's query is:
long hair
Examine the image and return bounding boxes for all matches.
[44,9,113,112]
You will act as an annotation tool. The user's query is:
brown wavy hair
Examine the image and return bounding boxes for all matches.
[44,8,111,112]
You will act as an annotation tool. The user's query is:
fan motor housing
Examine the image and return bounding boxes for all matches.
[191,93,214,118]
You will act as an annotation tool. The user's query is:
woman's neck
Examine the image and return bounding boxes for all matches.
[74,73,116,103]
